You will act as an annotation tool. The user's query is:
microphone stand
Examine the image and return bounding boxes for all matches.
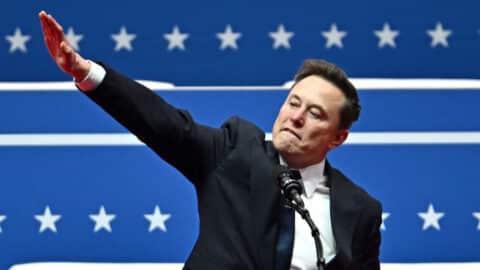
[286,199,326,270]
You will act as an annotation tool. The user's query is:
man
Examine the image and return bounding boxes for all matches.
[39,11,382,270]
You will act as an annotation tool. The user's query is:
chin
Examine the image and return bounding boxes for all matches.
[273,132,303,152]
[275,141,301,156]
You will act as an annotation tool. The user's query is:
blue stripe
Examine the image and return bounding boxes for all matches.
[1,90,479,133]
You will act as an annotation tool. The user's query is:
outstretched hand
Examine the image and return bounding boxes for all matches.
[39,11,90,81]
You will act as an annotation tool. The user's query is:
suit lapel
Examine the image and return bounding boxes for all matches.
[249,140,282,270]
[326,161,361,266]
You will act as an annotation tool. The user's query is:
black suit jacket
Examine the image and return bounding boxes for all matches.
[85,64,382,270]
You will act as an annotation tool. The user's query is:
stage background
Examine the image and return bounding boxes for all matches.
[1,0,479,269]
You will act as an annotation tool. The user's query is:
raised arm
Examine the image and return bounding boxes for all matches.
[39,11,90,82]
[37,11,238,185]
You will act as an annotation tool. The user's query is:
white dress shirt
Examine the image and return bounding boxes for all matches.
[279,157,336,270]
[75,61,106,91]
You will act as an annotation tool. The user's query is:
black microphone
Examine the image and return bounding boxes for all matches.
[273,165,305,208]
[274,165,326,270]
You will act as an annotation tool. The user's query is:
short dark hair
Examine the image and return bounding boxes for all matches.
[293,59,361,129]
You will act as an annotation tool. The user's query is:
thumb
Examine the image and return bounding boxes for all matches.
[59,40,90,80]
[60,41,74,56]
[59,41,78,75]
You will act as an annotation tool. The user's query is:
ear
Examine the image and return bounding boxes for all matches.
[328,129,349,150]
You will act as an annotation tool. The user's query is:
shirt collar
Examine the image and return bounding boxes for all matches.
[279,156,329,197]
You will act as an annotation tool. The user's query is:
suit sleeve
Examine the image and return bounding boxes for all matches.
[84,64,232,185]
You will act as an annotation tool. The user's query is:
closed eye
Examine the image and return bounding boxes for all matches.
[308,106,326,120]
[289,100,301,107]
[288,95,302,108]
[309,110,321,119]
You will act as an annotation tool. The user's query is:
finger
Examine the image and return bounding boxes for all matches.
[48,14,64,34]
[43,17,59,47]
[39,12,58,57]
[44,13,60,37]
[41,14,65,55]
[47,13,71,50]
[61,41,78,72]
[38,10,47,23]
[40,12,57,42]
[39,11,51,37]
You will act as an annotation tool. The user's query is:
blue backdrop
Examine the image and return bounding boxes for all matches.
[1,0,479,269]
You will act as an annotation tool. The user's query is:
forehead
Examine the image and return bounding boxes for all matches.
[289,75,346,108]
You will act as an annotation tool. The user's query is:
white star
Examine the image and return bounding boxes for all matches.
[381,212,390,231]
[111,26,136,51]
[89,206,116,232]
[144,205,171,232]
[5,27,31,53]
[418,203,445,231]
[321,24,347,49]
[374,23,399,48]
[473,212,480,230]
[65,27,83,51]
[427,22,452,48]
[216,25,242,50]
[269,24,294,50]
[35,206,61,233]
[0,215,6,233]
[164,25,189,51]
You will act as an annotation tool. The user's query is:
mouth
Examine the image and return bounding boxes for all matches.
[281,128,301,140]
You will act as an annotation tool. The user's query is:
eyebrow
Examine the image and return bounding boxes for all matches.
[289,94,301,101]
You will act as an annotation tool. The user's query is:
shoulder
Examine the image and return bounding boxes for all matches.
[220,116,266,145]
[329,164,382,212]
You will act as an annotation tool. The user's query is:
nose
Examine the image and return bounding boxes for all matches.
[290,109,306,127]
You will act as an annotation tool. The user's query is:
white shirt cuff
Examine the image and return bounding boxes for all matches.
[75,61,106,92]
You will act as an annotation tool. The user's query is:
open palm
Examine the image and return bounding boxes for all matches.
[39,11,89,80]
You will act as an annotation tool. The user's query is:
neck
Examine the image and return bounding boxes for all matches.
[281,154,326,170]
